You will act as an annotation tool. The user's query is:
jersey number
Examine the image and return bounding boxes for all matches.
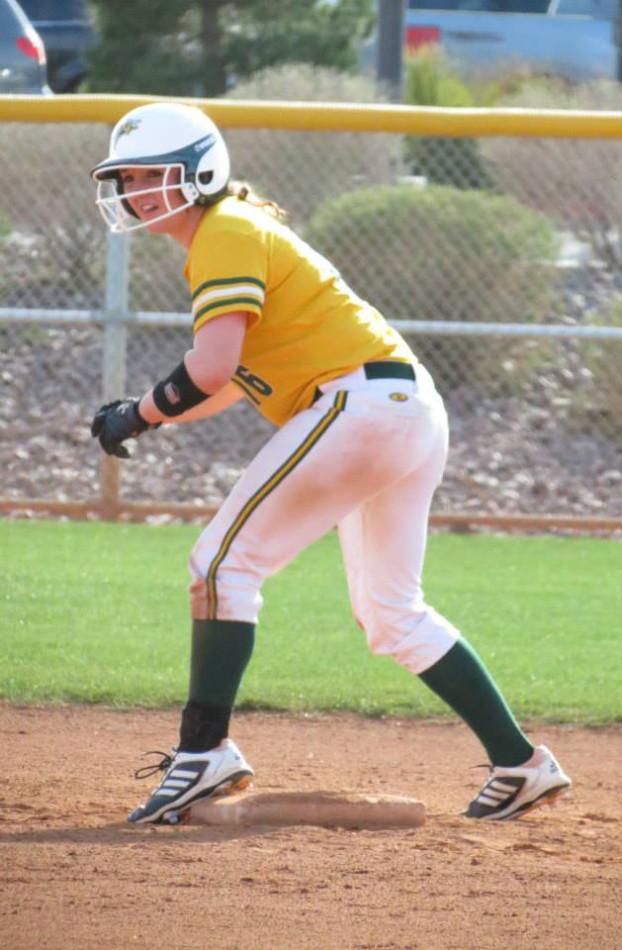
[235,365,273,403]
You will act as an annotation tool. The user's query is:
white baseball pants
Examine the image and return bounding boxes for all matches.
[190,362,460,675]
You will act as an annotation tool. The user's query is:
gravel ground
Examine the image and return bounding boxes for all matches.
[1,307,621,524]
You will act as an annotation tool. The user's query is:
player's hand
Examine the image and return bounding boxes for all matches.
[90,398,152,459]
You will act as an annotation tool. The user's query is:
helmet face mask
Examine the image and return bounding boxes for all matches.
[91,104,231,233]
[95,162,199,234]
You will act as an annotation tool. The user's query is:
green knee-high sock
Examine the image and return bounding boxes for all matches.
[419,638,534,767]
[179,619,255,752]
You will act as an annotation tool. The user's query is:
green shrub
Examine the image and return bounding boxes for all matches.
[404,46,474,109]
[403,48,492,190]
[305,183,558,391]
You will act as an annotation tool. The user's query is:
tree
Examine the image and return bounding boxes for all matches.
[87,0,374,97]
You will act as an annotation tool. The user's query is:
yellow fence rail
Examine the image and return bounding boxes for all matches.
[2,93,622,138]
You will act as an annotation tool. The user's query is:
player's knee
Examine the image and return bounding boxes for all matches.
[188,576,209,620]
[365,603,460,674]
[188,544,263,623]
[188,543,216,620]
[210,566,263,622]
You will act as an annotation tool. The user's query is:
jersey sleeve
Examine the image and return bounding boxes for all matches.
[187,229,268,333]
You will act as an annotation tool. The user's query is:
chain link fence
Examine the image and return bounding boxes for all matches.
[1,105,621,528]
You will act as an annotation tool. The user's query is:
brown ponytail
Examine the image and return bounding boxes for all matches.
[227,181,286,219]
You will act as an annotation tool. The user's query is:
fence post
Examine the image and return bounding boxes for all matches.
[377,0,405,101]
[99,231,130,519]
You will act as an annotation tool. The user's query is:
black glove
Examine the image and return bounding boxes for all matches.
[90,398,152,459]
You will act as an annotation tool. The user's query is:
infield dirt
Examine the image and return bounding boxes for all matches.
[1,705,620,950]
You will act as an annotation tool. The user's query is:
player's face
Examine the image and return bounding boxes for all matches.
[119,166,186,233]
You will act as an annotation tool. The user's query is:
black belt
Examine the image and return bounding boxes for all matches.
[363,361,416,381]
[312,361,416,404]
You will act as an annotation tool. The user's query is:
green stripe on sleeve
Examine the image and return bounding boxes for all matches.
[191,276,266,301]
[193,297,264,325]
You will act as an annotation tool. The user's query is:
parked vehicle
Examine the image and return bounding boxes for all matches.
[0,0,51,94]
[18,0,96,92]
[405,0,621,83]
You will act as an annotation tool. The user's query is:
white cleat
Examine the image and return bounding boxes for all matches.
[128,739,254,824]
[463,745,572,821]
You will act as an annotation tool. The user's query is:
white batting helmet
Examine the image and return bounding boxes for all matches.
[91,102,231,232]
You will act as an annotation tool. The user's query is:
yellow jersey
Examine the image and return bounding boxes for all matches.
[184,195,415,426]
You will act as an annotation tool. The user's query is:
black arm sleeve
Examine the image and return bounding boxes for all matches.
[152,361,211,417]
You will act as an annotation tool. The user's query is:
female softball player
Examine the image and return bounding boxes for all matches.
[90,102,571,824]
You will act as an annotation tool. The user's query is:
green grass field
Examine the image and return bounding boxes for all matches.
[1,520,620,722]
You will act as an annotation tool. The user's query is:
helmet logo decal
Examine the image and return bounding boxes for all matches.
[115,118,141,143]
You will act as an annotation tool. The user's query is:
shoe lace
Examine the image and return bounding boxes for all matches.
[134,750,174,780]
